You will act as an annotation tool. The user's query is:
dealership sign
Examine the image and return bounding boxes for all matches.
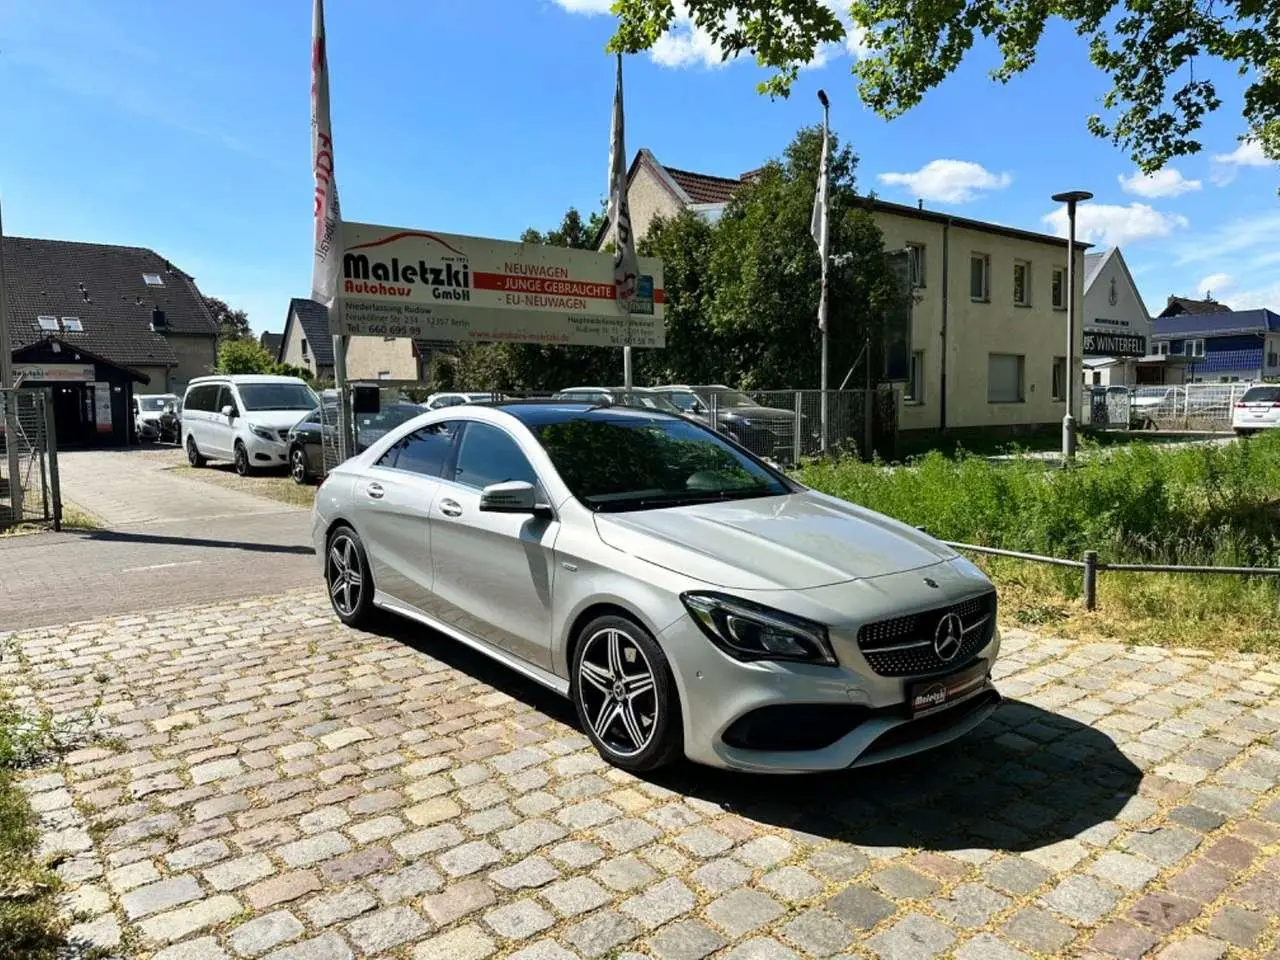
[14,363,96,382]
[335,222,665,347]
[1083,331,1147,358]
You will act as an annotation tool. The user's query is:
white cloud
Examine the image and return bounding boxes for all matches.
[1210,138,1277,185]
[1041,202,1188,247]
[1197,273,1232,298]
[1117,167,1201,198]
[550,0,613,12]
[877,160,1012,204]
[1174,211,1280,265]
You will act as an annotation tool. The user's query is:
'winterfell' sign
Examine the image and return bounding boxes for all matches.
[1083,331,1147,358]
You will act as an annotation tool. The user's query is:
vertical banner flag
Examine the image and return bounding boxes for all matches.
[608,54,639,308]
[311,0,342,319]
[810,125,830,332]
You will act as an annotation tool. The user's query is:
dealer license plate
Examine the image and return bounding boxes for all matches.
[907,660,989,717]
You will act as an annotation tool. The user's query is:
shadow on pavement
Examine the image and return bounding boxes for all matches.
[380,617,1142,854]
[80,529,315,556]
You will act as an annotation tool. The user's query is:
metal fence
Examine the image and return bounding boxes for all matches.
[0,388,61,529]
[1088,383,1257,431]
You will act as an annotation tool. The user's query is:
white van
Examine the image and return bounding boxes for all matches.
[182,375,319,475]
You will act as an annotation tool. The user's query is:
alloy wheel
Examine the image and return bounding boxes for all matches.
[186,437,201,466]
[326,533,364,618]
[290,448,307,484]
[577,627,658,758]
[234,444,249,476]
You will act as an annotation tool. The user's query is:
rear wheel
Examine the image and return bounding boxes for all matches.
[186,436,206,467]
[326,525,375,628]
[233,441,251,476]
[570,615,682,772]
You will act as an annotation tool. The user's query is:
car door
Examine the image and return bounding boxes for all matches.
[204,385,237,457]
[183,385,213,451]
[427,421,559,670]
[355,421,461,611]
[291,407,325,473]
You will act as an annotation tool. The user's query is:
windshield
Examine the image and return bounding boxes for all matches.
[1133,387,1173,399]
[535,414,790,512]
[238,383,318,411]
[138,396,176,411]
[357,404,422,433]
[611,391,684,414]
[1241,386,1280,403]
[705,388,756,408]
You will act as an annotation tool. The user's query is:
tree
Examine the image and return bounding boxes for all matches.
[608,0,1279,173]
[214,338,276,375]
[205,296,252,340]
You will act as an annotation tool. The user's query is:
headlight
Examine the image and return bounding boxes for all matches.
[681,592,837,665]
[248,424,276,441]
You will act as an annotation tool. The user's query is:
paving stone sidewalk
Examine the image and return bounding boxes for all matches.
[3,591,1278,960]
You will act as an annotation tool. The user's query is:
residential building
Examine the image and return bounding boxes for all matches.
[277,297,439,383]
[599,148,1090,435]
[259,331,283,357]
[1080,247,1176,387]
[3,236,219,446]
[1151,309,1280,383]
[1157,294,1232,319]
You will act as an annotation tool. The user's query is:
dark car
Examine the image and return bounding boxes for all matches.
[287,401,425,483]
[650,384,808,462]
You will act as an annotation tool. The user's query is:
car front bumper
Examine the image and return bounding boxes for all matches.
[243,432,289,466]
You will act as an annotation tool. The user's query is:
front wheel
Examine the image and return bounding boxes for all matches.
[289,446,310,485]
[186,436,207,467]
[326,525,375,628]
[570,615,682,773]
[233,441,251,476]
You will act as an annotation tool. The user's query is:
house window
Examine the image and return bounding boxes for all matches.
[1155,341,1169,356]
[143,273,164,286]
[906,244,926,287]
[988,353,1025,403]
[378,371,392,380]
[1189,338,1205,358]
[969,254,990,301]
[1051,268,1066,309]
[904,351,924,403]
[301,338,309,358]
[1013,261,1031,306]
[1092,371,1102,385]
[1052,357,1066,400]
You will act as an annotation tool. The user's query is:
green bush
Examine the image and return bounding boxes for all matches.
[797,432,1280,567]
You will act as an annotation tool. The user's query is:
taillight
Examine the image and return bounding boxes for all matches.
[1271,402,1280,409]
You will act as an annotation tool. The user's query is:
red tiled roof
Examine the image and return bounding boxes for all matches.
[662,165,745,204]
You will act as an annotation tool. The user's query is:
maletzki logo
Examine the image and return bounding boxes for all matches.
[342,232,472,302]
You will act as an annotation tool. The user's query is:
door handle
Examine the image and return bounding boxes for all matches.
[366,482,384,500]
[439,498,462,517]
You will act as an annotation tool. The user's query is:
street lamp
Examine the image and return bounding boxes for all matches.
[816,89,830,451]
[1052,190,1092,461]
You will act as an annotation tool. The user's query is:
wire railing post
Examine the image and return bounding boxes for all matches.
[1083,550,1098,611]
[793,391,802,465]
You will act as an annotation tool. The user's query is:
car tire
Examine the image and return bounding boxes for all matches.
[233,441,251,476]
[186,436,207,467]
[325,524,375,628]
[289,445,310,485]
[570,614,683,773]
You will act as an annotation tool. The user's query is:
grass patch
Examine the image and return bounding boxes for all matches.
[170,463,317,509]
[0,507,99,540]
[797,432,1280,651]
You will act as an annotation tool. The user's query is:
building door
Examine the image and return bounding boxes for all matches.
[51,385,92,448]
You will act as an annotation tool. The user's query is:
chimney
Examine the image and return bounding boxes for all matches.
[918,199,924,210]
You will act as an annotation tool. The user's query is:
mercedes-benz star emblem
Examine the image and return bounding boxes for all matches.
[933,612,964,662]
[923,577,939,589]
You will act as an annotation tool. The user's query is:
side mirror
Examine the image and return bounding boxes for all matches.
[221,405,236,419]
[479,480,553,519]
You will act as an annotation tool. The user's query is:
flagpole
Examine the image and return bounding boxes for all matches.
[609,54,640,392]
[817,90,831,452]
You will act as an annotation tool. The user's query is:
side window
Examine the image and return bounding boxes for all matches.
[377,421,458,476]
[186,386,212,412]
[667,392,695,412]
[451,422,537,491]
[217,386,238,415]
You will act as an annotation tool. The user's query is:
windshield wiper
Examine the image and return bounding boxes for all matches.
[593,489,777,512]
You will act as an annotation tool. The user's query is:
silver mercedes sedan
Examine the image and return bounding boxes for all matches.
[312,400,1001,774]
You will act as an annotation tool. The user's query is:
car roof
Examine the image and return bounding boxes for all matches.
[490,400,681,427]
[188,374,309,385]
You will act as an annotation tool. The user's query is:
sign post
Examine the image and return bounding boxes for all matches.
[0,199,23,522]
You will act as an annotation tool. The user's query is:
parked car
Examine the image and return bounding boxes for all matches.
[1128,385,1182,427]
[312,399,1001,773]
[423,392,495,410]
[1231,384,1280,435]
[551,386,685,414]
[182,375,319,475]
[288,400,426,483]
[650,384,809,460]
[133,393,180,443]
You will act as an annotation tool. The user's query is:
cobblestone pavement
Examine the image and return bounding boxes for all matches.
[4,591,1278,960]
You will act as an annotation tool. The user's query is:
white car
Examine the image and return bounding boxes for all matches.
[1231,385,1280,435]
[423,392,495,410]
[182,375,319,475]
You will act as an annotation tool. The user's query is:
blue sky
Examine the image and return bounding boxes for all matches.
[2,0,1277,335]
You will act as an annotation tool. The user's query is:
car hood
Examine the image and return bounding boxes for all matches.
[244,410,311,430]
[593,488,955,590]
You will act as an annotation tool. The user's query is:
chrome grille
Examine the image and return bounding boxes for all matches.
[857,592,997,677]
